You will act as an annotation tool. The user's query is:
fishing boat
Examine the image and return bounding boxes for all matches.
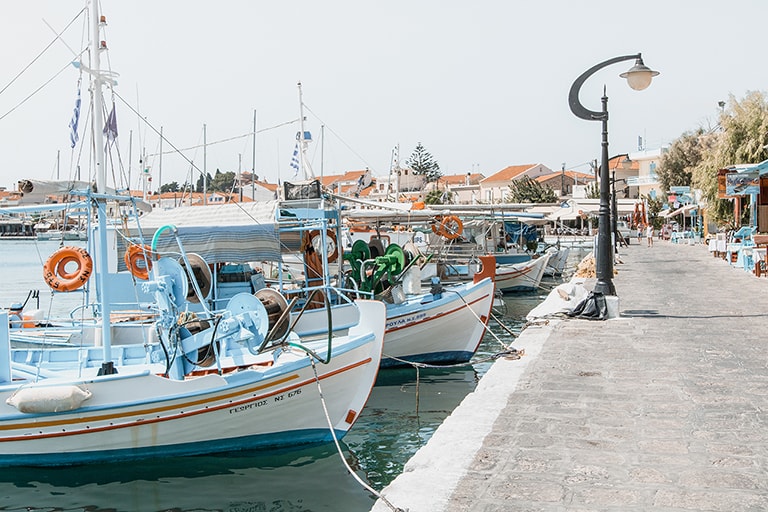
[542,245,571,276]
[0,2,385,466]
[473,253,552,293]
[338,233,495,368]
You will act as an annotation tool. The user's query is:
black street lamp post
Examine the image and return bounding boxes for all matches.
[568,54,658,296]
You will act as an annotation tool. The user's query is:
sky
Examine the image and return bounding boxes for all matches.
[0,0,766,193]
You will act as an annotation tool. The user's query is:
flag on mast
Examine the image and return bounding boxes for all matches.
[289,143,300,177]
[103,103,118,149]
[68,83,81,148]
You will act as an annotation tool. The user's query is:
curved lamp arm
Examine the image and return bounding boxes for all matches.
[568,53,642,121]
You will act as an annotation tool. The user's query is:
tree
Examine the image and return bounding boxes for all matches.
[210,170,237,192]
[692,91,768,225]
[585,182,600,199]
[406,143,442,183]
[657,128,711,193]
[425,189,453,205]
[195,172,212,193]
[644,194,665,230]
[506,176,557,203]
[159,181,180,193]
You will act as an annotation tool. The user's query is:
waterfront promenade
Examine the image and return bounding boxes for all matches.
[372,239,768,511]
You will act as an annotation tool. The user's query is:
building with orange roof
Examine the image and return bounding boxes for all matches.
[480,164,553,203]
[427,172,485,205]
[535,170,596,198]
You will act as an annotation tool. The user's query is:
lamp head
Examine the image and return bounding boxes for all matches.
[619,56,659,91]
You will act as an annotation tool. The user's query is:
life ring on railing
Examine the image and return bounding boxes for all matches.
[431,215,463,240]
[305,229,338,263]
[43,246,93,292]
[124,244,154,280]
[301,231,327,309]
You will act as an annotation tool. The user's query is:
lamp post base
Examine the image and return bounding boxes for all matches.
[593,279,616,296]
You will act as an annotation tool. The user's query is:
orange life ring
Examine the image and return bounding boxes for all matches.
[43,246,93,292]
[304,230,338,263]
[431,215,463,240]
[124,244,154,280]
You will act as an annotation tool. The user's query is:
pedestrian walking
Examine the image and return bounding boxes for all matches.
[637,225,643,243]
[646,223,654,247]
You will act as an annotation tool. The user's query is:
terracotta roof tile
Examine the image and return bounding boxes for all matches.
[481,164,538,182]
[439,173,485,185]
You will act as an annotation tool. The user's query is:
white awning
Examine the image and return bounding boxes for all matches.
[662,204,698,218]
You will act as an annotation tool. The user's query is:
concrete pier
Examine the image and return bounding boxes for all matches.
[372,240,768,511]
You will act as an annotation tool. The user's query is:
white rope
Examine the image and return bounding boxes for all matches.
[307,357,405,512]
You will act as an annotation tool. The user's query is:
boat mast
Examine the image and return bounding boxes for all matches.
[203,123,207,205]
[91,0,116,374]
[252,109,257,199]
[297,82,314,180]
[92,3,106,194]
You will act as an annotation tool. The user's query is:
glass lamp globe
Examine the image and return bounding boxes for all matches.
[619,59,659,91]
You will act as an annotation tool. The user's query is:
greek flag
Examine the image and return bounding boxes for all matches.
[289,143,300,177]
[68,84,81,148]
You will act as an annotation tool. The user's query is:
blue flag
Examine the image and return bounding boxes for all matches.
[68,84,81,148]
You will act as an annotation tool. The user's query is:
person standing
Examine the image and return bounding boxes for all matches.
[646,223,654,247]
[637,225,643,243]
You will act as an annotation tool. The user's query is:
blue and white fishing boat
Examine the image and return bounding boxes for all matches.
[0,1,384,467]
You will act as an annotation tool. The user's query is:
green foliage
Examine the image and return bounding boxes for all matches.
[406,143,442,183]
[194,170,237,193]
[195,172,212,193]
[657,128,709,193]
[506,176,558,203]
[159,181,181,193]
[644,194,665,229]
[425,189,452,205]
[585,182,600,199]
[211,170,237,192]
[691,91,768,225]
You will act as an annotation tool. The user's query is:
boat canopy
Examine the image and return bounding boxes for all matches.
[125,201,282,263]
[503,221,539,244]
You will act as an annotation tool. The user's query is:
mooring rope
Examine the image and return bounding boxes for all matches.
[306,356,406,512]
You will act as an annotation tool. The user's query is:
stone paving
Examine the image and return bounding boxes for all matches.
[372,239,768,512]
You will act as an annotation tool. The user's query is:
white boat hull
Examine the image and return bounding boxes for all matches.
[379,277,494,367]
[543,246,570,276]
[0,301,385,466]
[494,253,551,293]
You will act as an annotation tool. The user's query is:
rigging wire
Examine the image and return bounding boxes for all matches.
[0,7,86,99]
[143,118,301,158]
[302,103,377,173]
[0,59,80,123]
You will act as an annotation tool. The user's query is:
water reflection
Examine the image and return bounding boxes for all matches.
[346,366,480,489]
[0,443,373,511]
[0,247,588,511]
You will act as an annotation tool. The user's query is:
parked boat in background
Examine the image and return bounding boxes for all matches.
[473,253,551,293]
[542,245,570,276]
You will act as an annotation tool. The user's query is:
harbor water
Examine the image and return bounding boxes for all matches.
[0,240,586,511]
